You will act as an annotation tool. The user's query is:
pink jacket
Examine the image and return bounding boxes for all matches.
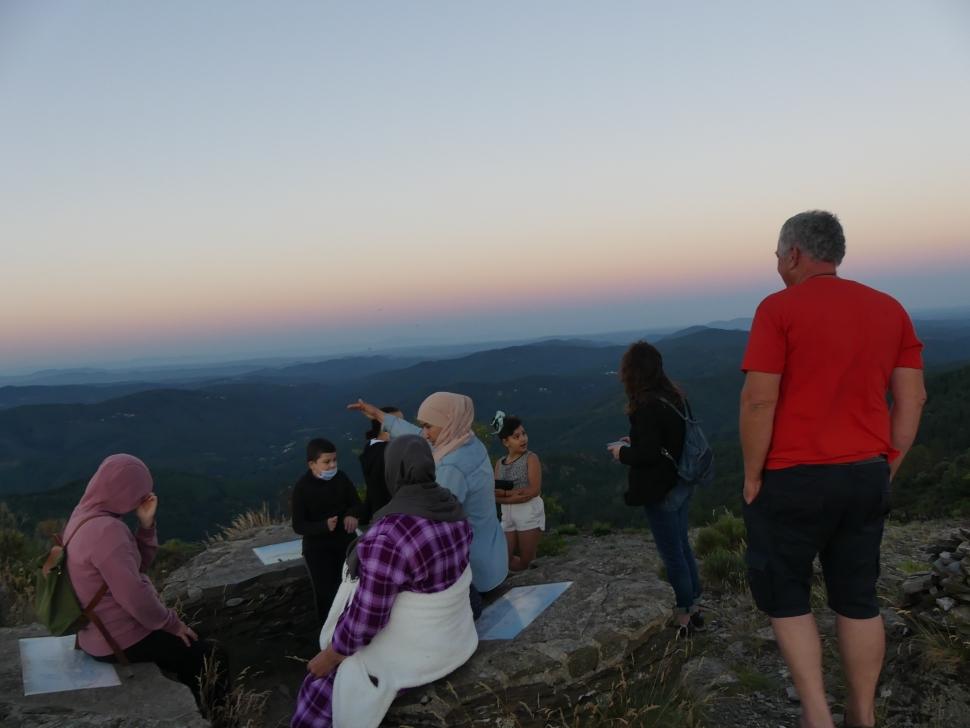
[65,454,182,656]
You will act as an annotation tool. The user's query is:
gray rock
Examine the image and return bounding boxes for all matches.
[754,626,777,642]
[937,596,956,612]
[949,605,970,635]
[162,524,317,645]
[0,624,208,728]
[882,607,907,636]
[680,656,739,700]
[786,685,800,702]
[943,577,970,595]
[381,533,673,727]
[725,640,747,660]
[900,573,935,605]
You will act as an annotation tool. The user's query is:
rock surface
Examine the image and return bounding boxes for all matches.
[163,526,675,727]
[381,532,671,727]
[161,524,317,645]
[898,525,970,634]
[0,624,207,728]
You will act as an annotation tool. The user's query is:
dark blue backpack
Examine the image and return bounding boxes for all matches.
[659,397,715,488]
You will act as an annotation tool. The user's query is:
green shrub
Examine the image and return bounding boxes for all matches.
[557,523,580,536]
[0,529,29,564]
[700,547,747,593]
[693,527,730,557]
[711,513,746,549]
[591,521,613,537]
[898,559,930,574]
[537,532,568,558]
[732,665,778,693]
[0,503,20,531]
[150,539,205,584]
[0,558,36,627]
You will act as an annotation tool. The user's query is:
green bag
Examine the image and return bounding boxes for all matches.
[34,516,128,663]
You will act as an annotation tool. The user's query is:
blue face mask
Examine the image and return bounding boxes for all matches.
[317,465,338,480]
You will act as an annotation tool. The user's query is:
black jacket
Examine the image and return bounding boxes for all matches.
[619,398,686,506]
[358,440,392,525]
[291,469,362,552]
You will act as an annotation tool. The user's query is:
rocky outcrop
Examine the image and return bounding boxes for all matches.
[162,526,674,727]
[161,524,317,645]
[384,532,671,726]
[0,624,208,728]
[899,525,970,634]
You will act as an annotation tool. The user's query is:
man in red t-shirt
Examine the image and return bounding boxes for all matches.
[740,210,926,728]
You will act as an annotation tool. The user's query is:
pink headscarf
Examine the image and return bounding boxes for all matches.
[65,454,153,541]
[417,392,475,462]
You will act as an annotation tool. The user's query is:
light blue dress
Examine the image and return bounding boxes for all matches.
[384,415,508,591]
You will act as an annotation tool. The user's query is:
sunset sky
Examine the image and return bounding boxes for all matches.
[2,1,969,373]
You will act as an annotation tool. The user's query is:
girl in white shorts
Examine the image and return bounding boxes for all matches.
[491,412,544,572]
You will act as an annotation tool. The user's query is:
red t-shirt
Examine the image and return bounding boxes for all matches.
[741,276,923,470]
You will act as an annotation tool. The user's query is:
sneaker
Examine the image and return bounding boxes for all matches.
[689,610,706,631]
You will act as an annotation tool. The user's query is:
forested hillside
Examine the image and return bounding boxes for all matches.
[1,329,968,540]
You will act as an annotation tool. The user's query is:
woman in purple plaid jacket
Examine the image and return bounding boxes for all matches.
[291,435,478,728]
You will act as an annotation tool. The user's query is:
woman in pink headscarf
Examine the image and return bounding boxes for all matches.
[349,393,508,616]
[65,454,226,706]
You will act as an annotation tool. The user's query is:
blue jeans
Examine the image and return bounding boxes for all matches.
[644,483,701,614]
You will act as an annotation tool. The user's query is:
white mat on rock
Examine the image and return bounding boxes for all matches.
[19,635,121,696]
[252,539,303,565]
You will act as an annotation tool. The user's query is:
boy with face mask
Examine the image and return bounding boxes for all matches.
[292,438,363,623]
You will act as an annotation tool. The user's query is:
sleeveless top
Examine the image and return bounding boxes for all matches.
[497,451,531,490]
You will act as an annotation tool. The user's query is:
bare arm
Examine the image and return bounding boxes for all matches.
[739,371,781,503]
[889,367,927,480]
[498,453,542,504]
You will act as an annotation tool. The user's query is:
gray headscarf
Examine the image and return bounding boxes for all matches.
[345,435,465,579]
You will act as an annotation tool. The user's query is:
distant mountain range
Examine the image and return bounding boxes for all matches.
[2,318,969,540]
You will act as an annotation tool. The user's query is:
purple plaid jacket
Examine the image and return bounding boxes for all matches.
[292,514,473,728]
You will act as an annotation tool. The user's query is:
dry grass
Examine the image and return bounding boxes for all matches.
[906,611,970,676]
[209,504,285,543]
[467,635,706,728]
[198,654,269,728]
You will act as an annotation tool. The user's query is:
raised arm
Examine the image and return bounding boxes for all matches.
[739,371,781,504]
[347,400,421,438]
[134,494,159,570]
[888,367,927,480]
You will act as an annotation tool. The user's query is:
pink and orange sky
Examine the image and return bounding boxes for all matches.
[2,2,969,373]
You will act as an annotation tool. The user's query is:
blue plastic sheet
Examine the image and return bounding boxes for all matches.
[476,582,573,640]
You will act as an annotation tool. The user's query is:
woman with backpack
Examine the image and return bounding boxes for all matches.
[608,341,704,636]
[64,454,227,707]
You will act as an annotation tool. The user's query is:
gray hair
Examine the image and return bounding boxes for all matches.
[777,210,845,265]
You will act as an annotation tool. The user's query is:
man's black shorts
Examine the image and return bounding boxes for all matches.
[742,459,890,619]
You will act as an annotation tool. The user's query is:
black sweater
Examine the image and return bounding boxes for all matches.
[291,470,362,551]
[618,398,686,506]
[358,441,392,525]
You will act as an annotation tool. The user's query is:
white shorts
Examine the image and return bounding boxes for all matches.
[501,497,546,532]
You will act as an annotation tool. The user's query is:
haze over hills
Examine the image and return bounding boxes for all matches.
[2,317,969,540]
